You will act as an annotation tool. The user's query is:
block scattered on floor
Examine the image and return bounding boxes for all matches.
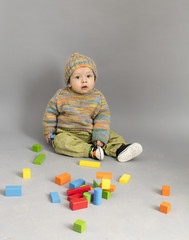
[5,185,22,196]
[32,144,41,152]
[34,154,46,165]
[50,192,61,203]
[160,201,171,214]
[119,174,131,184]
[79,160,101,168]
[96,172,112,179]
[70,197,88,210]
[69,178,85,189]
[23,168,31,178]
[55,172,71,185]
[73,219,86,233]
[93,187,102,205]
[162,185,170,196]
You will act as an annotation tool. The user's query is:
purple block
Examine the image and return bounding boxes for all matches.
[88,190,94,202]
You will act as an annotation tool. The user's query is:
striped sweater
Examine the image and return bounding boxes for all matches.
[42,87,110,144]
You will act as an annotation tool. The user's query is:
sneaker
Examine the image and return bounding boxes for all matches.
[116,143,143,162]
[89,145,104,161]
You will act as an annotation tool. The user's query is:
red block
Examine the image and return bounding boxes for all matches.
[67,185,91,196]
[70,197,88,210]
[67,192,83,201]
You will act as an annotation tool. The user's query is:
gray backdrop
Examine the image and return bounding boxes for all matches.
[1,0,188,142]
[0,1,189,239]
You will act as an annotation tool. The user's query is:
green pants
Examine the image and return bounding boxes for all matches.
[52,129,126,158]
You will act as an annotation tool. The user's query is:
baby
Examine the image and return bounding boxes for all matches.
[42,53,143,162]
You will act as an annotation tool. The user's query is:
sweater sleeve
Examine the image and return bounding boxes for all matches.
[92,94,110,145]
[42,90,60,135]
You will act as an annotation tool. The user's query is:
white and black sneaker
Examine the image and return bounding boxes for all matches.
[89,145,104,161]
[116,143,143,162]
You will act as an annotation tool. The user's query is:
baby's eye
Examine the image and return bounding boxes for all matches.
[87,75,92,78]
[75,76,80,79]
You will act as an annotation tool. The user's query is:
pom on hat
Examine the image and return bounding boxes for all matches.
[64,53,97,85]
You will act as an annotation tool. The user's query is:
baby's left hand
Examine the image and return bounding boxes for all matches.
[93,140,104,147]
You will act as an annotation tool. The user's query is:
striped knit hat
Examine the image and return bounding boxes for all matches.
[64,53,97,85]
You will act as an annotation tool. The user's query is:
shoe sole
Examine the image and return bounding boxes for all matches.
[117,143,143,162]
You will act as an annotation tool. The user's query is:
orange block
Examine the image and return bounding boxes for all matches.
[99,183,116,192]
[96,172,112,179]
[162,185,170,196]
[160,201,171,214]
[55,172,71,185]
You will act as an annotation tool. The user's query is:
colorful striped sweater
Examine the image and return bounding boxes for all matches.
[42,87,111,144]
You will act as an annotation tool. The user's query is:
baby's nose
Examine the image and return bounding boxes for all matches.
[82,77,87,82]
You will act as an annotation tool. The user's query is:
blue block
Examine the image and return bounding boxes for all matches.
[50,192,61,203]
[69,178,85,189]
[93,187,102,205]
[5,185,22,196]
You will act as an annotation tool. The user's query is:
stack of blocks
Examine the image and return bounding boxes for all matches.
[54,171,115,214]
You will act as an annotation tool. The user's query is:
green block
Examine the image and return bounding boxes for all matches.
[83,192,91,203]
[34,154,46,165]
[102,190,111,199]
[73,219,86,233]
[93,180,99,188]
[32,144,41,152]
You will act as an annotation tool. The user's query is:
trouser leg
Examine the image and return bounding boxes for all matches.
[103,130,127,158]
[52,129,92,158]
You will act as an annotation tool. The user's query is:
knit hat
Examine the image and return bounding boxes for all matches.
[64,53,97,85]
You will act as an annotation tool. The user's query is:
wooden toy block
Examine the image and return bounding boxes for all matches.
[96,172,112,179]
[34,154,46,165]
[101,179,111,189]
[93,187,102,205]
[32,144,41,152]
[79,160,101,168]
[67,185,91,196]
[67,193,83,201]
[162,185,170,196]
[160,201,171,214]
[73,219,86,233]
[83,192,91,203]
[119,174,131,184]
[70,197,88,210]
[88,190,94,202]
[99,183,116,192]
[23,168,31,178]
[69,178,85,189]
[55,172,71,185]
[50,192,61,203]
[93,180,99,188]
[102,190,111,199]
[5,185,22,196]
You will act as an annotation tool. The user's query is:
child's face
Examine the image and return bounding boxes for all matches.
[68,67,95,94]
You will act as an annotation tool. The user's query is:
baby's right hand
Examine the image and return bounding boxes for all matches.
[44,134,52,144]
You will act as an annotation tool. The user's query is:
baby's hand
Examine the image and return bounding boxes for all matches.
[44,134,52,144]
[93,140,104,147]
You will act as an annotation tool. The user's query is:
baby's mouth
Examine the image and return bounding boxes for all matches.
[81,86,88,89]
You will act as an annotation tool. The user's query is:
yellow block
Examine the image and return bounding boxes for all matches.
[101,179,111,189]
[23,168,31,178]
[119,174,131,184]
[79,160,100,168]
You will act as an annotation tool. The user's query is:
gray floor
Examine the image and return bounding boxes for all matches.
[0,130,189,240]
